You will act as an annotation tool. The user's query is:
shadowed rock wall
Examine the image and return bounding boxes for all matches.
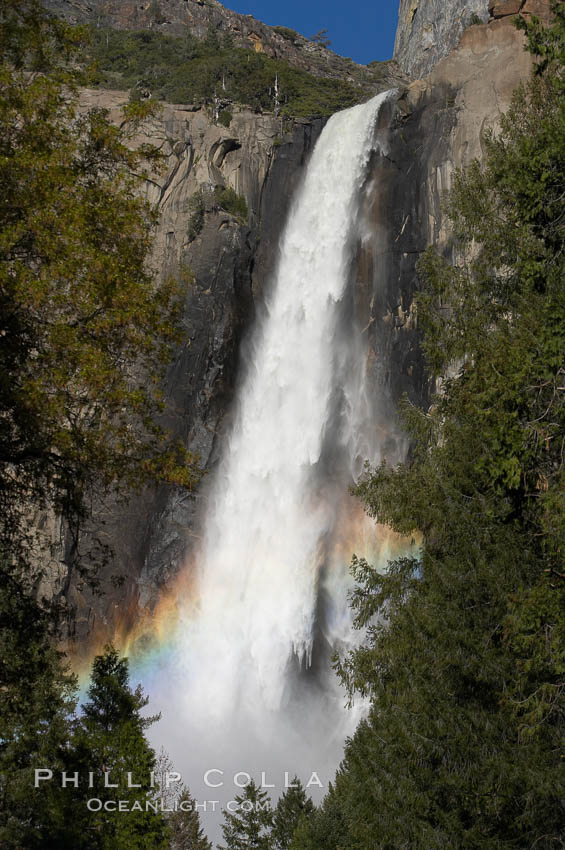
[353,14,533,462]
[60,94,324,645]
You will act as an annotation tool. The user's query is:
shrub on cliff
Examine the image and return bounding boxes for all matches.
[214,185,248,222]
[272,26,301,43]
[88,28,362,119]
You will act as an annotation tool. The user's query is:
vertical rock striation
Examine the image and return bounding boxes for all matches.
[62,93,324,646]
[394,0,551,78]
[394,0,490,77]
[375,15,534,413]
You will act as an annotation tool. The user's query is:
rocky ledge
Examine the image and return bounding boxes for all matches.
[43,0,403,90]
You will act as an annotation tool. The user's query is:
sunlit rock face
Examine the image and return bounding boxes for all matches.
[394,0,490,77]
[394,0,552,79]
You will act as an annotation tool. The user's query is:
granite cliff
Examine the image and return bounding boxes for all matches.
[373,14,534,401]
[50,94,327,647]
[394,0,551,77]
[34,0,549,649]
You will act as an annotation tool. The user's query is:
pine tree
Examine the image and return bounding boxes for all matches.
[70,647,169,849]
[0,569,78,849]
[325,6,565,849]
[288,785,347,850]
[204,23,220,52]
[168,785,212,850]
[218,780,273,850]
[271,779,313,850]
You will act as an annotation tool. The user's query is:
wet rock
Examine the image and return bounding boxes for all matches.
[375,14,533,414]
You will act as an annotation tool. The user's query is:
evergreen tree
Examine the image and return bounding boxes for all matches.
[69,647,169,849]
[0,0,198,580]
[323,5,565,849]
[168,785,212,850]
[204,23,220,53]
[0,569,78,849]
[0,6,195,846]
[218,779,273,850]
[272,778,313,850]
[309,29,332,48]
[288,785,347,850]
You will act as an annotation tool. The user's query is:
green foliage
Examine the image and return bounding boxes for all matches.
[204,22,220,53]
[517,0,565,81]
[69,647,169,849]
[314,10,565,850]
[0,0,87,72]
[0,569,77,849]
[219,780,274,850]
[0,13,196,839]
[187,190,206,241]
[215,185,249,222]
[272,779,314,850]
[0,5,199,573]
[222,31,235,50]
[309,29,331,48]
[219,108,233,127]
[88,28,363,119]
[0,614,169,849]
[272,26,301,42]
[289,786,347,850]
[168,785,212,850]
[503,577,565,742]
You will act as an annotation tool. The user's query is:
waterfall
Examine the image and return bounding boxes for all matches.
[148,91,400,829]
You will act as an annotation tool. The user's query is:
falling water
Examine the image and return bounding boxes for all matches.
[146,91,400,834]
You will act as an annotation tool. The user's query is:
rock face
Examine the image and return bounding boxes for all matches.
[378,15,533,404]
[489,0,552,21]
[61,93,325,647]
[394,0,551,78]
[394,0,490,77]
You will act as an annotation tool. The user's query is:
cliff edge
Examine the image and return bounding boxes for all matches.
[394,0,551,78]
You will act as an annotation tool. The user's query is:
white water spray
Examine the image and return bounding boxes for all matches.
[149,92,399,828]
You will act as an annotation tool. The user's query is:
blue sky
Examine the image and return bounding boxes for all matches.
[224,1,400,66]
